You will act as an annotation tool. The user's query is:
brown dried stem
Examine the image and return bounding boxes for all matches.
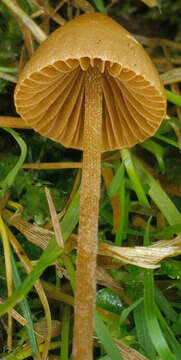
[72,66,102,360]
[1,0,47,43]
[0,117,30,129]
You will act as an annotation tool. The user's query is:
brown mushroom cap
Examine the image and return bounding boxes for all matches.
[14,12,166,152]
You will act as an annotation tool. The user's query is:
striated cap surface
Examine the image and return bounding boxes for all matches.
[14,13,166,152]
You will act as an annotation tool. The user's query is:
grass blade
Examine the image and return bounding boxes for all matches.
[115,178,125,246]
[144,269,176,360]
[148,179,181,225]
[155,286,177,323]
[119,297,143,327]
[108,163,125,197]
[94,311,123,360]
[121,148,149,207]
[140,138,166,174]
[134,303,156,359]
[91,0,107,13]
[1,128,27,194]
[0,185,80,316]
[144,220,176,360]
[0,236,62,316]
[166,89,181,107]
[60,305,71,360]
[156,306,181,359]
[61,187,80,243]
[10,250,39,356]
[133,156,181,225]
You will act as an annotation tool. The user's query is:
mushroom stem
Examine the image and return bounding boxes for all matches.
[72,66,102,360]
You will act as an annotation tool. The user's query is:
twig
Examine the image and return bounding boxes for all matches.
[2,0,47,43]
[45,187,64,248]
[0,72,17,83]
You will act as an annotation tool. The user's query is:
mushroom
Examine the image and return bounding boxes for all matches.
[14,13,166,360]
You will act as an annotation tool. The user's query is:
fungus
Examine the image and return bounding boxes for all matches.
[14,13,166,360]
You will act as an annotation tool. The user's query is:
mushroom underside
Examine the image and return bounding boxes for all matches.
[15,58,166,152]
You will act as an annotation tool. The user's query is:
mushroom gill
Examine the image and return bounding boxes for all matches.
[15,58,166,151]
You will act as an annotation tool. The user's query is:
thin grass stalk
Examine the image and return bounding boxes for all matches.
[0,217,13,348]
[0,116,30,129]
[45,170,81,230]
[7,227,52,360]
[45,187,64,248]
[121,148,150,207]
[11,0,35,57]
[102,166,122,232]
[0,67,19,74]
[0,72,17,83]
[1,0,47,43]
[7,341,61,360]
[22,162,82,169]
[10,249,40,360]
[162,43,181,125]
[60,304,71,360]
[0,298,34,328]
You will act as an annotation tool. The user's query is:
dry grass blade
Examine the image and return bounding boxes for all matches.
[7,227,52,360]
[3,208,64,282]
[45,187,64,248]
[34,320,61,344]
[153,57,181,66]
[45,168,81,230]
[20,25,35,57]
[3,208,53,249]
[140,0,159,7]
[2,0,47,43]
[98,236,181,268]
[0,190,10,216]
[0,72,17,83]
[48,0,67,20]
[10,0,35,57]
[0,298,55,345]
[73,0,94,12]
[96,266,123,296]
[0,117,31,129]
[0,297,27,327]
[41,281,74,307]
[162,43,181,126]
[132,216,156,232]
[136,35,181,52]
[0,298,45,340]
[31,9,45,19]
[151,234,181,248]
[115,339,148,360]
[33,0,66,25]
[169,122,181,150]
[14,321,61,358]
[22,162,82,169]
[67,233,181,269]
[0,217,13,348]
[9,341,60,359]
[161,67,181,85]
[4,208,181,270]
